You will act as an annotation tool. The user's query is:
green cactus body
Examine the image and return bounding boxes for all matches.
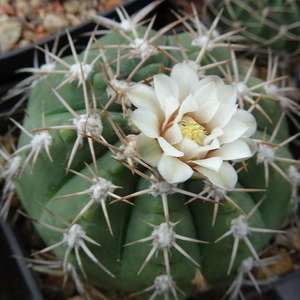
[208,0,300,54]
[10,15,297,300]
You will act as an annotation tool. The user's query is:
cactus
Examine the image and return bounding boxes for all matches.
[207,0,300,55]
[1,2,300,300]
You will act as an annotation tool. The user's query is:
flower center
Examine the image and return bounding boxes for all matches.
[178,116,207,146]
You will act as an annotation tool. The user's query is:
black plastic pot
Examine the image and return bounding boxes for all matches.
[0,0,152,82]
[0,0,181,137]
[0,221,43,300]
[0,0,178,98]
[245,269,300,300]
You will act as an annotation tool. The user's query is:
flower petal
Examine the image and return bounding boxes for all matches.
[157,137,184,157]
[193,100,220,124]
[178,138,202,160]
[194,162,237,190]
[136,133,162,166]
[160,95,180,128]
[241,137,258,157]
[170,63,200,100]
[194,81,218,106]
[205,103,237,131]
[217,85,237,105]
[127,84,159,111]
[163,123,182,145]
[199,75,225,89]
[232,108,257,137]
[175,94,198,122]
[218,119,249,144]
[158,154,194,183]
[209,139,254,161]
[192,157,223,172]
[203,127,223,146]
[153,73,179,106]
[131,108,160,138]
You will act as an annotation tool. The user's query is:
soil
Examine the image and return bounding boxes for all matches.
[0,0,125,53]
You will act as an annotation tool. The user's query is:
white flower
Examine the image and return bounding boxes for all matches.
[127,63,257,190]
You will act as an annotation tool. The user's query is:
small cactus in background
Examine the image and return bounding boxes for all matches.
[1,1,300,299]
[207,0,300,56]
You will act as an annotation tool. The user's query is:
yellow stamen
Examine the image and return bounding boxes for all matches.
[178,116,207,146]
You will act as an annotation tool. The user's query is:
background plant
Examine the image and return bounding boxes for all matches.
[206,0,300,56]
